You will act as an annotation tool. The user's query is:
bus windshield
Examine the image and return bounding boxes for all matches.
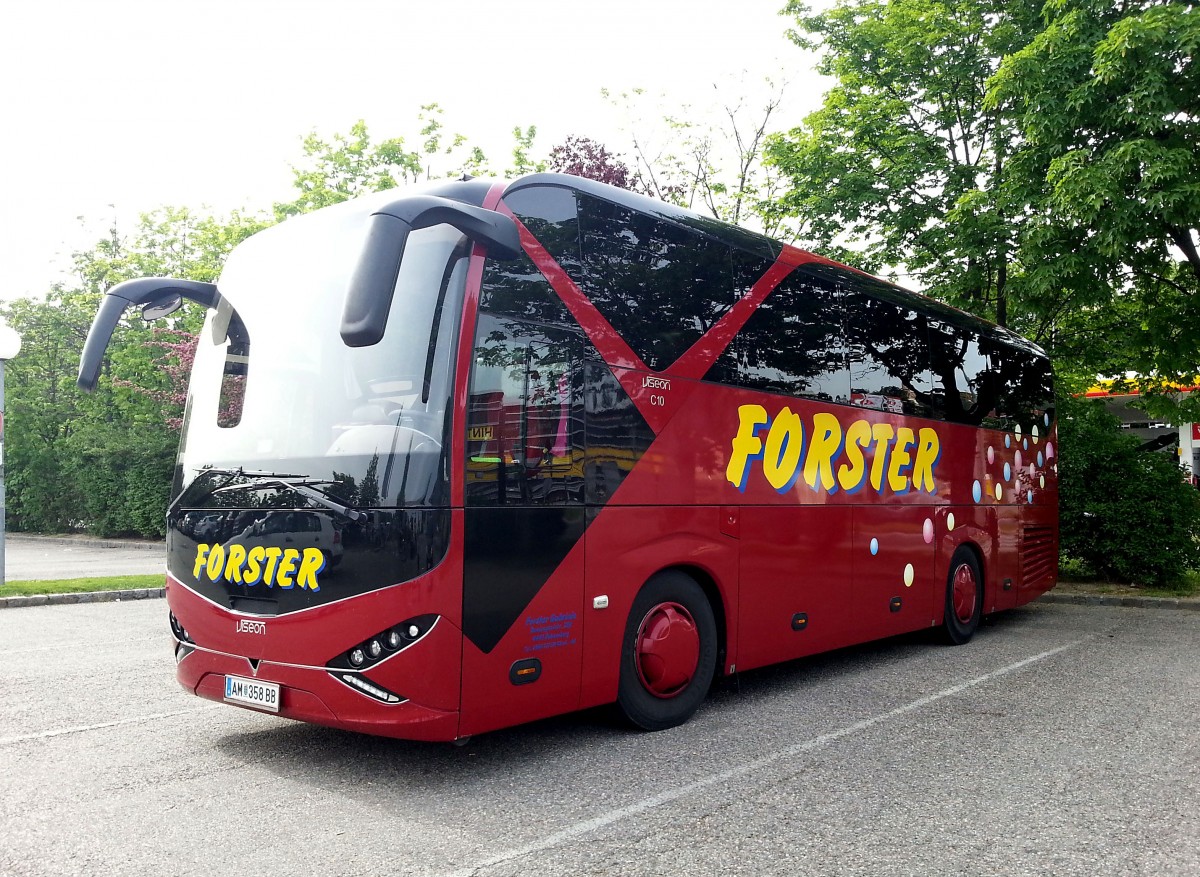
[176,204,469,510]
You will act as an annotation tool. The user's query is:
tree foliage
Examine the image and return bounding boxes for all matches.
[548,136,639,190]
[604,80,792,235]
[2,202,272,536]
[988,0,1200,418]
[769,0,1043,326]
[1057,395,1200,588]
[770,0,1200,419]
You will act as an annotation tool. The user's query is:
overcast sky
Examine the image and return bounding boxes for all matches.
[0,0,829,302]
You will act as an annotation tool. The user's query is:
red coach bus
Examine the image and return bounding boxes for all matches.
[77,173,1058,741]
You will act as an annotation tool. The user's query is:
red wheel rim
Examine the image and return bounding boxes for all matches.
[634,602,700,698]
[952,563,977,624]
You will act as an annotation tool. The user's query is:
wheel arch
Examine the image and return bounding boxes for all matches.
[656,563,728,680]
[940,537,986,624]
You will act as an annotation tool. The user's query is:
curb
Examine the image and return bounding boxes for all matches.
[0,588,166,609]
[5,535,164,552]
[1036,591,1200,611]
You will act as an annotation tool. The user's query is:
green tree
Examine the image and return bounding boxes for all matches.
[3,205,269,537]
[988,0,1200,419]
[1057,395,1200,588]
[769,0,1043,327]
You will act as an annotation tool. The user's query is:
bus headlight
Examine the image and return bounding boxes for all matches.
[328,614,438,671]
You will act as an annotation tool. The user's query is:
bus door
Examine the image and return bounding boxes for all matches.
[458,315,587,737]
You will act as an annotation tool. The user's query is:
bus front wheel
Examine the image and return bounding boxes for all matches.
[617,571,718,731]
[941,547,983,645]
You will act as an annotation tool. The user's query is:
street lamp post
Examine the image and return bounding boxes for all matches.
[0,322,24,590]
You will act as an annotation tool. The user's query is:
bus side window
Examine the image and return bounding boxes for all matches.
[983,336,1055,430]
[706,267,850,403]
[928,323,998,426]
[465,314,586,507]
[843,288,936,419]
[576,195,738,370]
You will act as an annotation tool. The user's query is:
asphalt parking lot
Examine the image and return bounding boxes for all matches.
[1,598,1197,876]
[2,534,164,582]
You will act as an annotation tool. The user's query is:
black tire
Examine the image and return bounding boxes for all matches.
[941,546,983,645]
[617,571,718,731]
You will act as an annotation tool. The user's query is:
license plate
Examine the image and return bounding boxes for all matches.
[224,675,281,713]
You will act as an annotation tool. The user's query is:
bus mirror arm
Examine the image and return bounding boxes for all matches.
[341,196,522,348]
[77,277,218,391]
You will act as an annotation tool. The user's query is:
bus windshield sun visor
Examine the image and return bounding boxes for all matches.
[340,195,522,348]
[77,277,218,391]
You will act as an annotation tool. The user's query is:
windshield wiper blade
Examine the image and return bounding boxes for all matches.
[210,477,364,522]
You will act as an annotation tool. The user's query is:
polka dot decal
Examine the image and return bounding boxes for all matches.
[971,413,1058,507]
[862,411,1057,604]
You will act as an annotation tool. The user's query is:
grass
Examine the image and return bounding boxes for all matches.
[0,574,164,598]
[1055,561,1200,600]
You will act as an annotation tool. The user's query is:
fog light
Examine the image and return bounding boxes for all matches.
[349,648,366,667]
[407,625,419,638]
[385,630,403,650]
[368,639,383,658]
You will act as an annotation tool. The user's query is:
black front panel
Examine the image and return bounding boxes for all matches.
[168,505,450,613]
[462,507,586,653]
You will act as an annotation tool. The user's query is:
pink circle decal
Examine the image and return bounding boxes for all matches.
[923,518,934,543]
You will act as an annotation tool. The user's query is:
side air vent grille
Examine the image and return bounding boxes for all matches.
[1022,525,1057,587]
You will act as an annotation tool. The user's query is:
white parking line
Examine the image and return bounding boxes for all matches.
[447,640,1085,877]
[0,705,220,747]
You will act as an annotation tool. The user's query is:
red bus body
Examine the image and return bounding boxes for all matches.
[81,173,1058,741]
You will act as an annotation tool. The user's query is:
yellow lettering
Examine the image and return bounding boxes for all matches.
[887,428,917,493]
[244,546,266,585]
[803,412,843,492]
[193,544,210,580]
[205,543,226,582]
[276,549,300,589]
[837,420,872,492]
[726,404,769,490]
[223,544,247,584]
[262,547,284,587]
[868,423,895,492]
[762,407,805,491]
[912,428,941,493]
[296,548,326,591]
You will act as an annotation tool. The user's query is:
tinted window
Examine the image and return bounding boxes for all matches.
[982,336,1055,430]
[929,322,1002,426]
[706,268,850,402]
[576,194,737,369]
[843,287,937,418]
[478,243,577,329]
[504,185,583,277]
[466,314,587,506]
[584,361,657,505]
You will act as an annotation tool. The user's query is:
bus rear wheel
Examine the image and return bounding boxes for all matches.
[617,571,718,731]
[941,547,983,645]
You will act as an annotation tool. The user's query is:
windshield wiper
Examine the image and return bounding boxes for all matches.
[167,467,309,517]
[211,476,365,522]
